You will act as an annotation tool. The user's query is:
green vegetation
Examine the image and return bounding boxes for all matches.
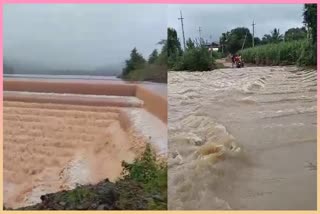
[121,40,167,82]
[219,27,255,55]
[180,44,214,71]
[61,185,96,205]
[167,28,216,71]
[9,144,167,210]
[238,39,310,66]
[261,28,284,44]
[303,4,317,44]
[284,27,307,41]
[121,144,167,210]
[235,4,316,66]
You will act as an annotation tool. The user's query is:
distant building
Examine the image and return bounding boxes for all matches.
[204,42,220,52]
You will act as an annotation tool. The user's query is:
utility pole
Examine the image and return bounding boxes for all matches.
[198,27,202,39]
[198,27,202,45]
[178,10,186,50]
[241,31,248,51]
[252,20,256,47]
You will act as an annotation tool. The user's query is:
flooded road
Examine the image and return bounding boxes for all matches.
[168,66,316,210]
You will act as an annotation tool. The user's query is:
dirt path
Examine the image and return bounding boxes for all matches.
[168,66,316,210]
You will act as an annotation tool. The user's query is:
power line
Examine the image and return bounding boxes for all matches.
[178,10,186,50]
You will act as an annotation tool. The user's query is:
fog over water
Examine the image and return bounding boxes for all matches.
[4,4,167,75]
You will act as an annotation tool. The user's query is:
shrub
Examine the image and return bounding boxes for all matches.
[121,144,167,210]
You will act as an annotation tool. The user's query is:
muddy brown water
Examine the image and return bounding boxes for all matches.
[3,82,167,209]
[168,66,316,210]
[4,100,167,209]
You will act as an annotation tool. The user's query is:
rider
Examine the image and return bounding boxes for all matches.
[231,54,237,68]
[235,54,243,67]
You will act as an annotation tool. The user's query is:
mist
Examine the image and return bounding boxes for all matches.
[4,4,167,75]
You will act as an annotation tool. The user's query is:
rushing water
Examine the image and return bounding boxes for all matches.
[4,74,167,97]
[168,66,316,210]
[3,75,167,208]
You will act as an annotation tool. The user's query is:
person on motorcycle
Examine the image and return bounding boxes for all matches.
[231,54,237,68]
[235,55,244,68]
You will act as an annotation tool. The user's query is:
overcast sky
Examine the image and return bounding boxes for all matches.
[4,4,167,71]
[168,4,305,44]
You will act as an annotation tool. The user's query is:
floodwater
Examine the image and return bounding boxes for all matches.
[168,66,316,210]
[3,75,167,209]
[4,74,167,97]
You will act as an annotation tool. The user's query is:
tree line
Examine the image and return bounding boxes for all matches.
[121,39,167,82]
[237,4,316,66]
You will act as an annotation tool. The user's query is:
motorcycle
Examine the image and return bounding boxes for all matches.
[234,56,244,68]
[236,60,244,68]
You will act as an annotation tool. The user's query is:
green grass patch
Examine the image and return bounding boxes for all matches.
[238,39,316,66]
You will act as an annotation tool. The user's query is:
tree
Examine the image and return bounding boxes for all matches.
[219,32,230,54]
[254,37,261,46]
[155,39,167,65]
[303,4,317,44]
[270,28,284,43]
[186,38,195,50]
[261,28,283,44]
[297,4,317,66]
[122,48,146,76]
[182,46,213,71]
[167,28,183,68]
[225,27,253,54]
[284,27,307,41]
[148,49,158,64]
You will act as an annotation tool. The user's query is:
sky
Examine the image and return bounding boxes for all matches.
[168,4,305,44]
[4,4,167,72]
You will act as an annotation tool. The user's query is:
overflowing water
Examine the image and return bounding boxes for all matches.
[3,75,168,209]
[168,66,316,210]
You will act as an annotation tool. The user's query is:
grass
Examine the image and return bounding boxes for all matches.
[60,186,96,205]
[238,39,316,66]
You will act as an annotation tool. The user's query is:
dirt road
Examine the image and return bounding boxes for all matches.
[168,66,316,210]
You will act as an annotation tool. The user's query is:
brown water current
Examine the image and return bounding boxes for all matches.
[3,100,167,209]
[168,66,316,210]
